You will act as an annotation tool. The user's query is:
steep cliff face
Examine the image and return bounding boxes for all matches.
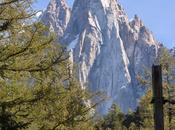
[41,0,71,38]
[117,6,159,99]
[61,0,159,114]
[42,0,159,114]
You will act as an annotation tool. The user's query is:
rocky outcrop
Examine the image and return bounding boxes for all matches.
[60,0,159,114]
[170,47,175,57]
[118,8,159,99]
[41,0,71,38]
[42,0,159,114]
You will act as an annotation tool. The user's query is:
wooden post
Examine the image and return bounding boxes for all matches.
[152,65,164,130]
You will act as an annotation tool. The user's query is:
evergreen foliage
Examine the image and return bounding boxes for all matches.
[1,1,175,130]
[0,1,99,129]
[95,47,175,130]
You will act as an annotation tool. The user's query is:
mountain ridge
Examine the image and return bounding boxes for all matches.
[41,0,160,114]
[41,0,71,38]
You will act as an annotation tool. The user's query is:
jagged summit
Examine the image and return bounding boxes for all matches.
[129,15,144,31]
[61,0,137,114]
[42,0,159,114]
[41,0,71,38]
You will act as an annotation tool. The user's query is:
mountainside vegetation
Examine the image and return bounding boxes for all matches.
[94,47,175,130]
[0,0,101,129]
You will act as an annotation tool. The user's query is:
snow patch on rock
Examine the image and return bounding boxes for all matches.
[67,35,79,50]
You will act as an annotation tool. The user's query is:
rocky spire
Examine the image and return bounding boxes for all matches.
[42,0,160,114]
[41,0,71,38]
[118,11,159,107]
[62,0,137,114]
[129,15,144,32]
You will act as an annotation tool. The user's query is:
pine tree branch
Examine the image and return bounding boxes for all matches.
[0,25,38,62]
[0,0,22,6]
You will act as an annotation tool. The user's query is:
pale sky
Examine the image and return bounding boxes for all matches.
[33,0,175,49]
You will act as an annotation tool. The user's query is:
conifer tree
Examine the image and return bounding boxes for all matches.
[136,47,175,130]
[0,1,99,129]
